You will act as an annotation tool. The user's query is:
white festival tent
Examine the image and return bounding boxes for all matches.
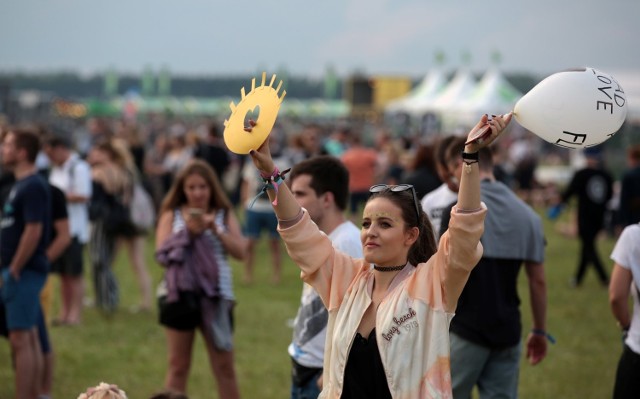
[409,68,478,132]
[385,68,449,115]
[447,68,523,130]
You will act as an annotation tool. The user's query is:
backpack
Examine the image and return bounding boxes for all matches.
[129,183,155,231]
[89,168,137,237]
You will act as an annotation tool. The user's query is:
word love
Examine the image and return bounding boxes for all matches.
[594,69,625,115]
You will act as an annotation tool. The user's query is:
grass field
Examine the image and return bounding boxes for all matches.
[0,208,624,399]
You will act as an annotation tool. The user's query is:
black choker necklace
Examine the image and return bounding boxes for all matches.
[374,264,406,272]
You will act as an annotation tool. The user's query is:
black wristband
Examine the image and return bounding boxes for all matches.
[462,151,479,161]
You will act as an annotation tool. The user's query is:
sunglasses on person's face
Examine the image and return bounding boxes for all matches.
[368,184,420,222]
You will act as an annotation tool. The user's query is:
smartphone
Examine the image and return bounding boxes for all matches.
[188,208,204,218]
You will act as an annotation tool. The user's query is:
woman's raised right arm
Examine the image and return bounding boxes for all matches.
[248,136,302,221]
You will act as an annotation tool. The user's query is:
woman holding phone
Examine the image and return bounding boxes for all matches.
[247,113,512,398]
[155,159,247,398]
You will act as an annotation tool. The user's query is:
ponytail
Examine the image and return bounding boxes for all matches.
[408,211,437,266]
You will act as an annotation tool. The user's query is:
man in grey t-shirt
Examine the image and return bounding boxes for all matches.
[440,142,548,399]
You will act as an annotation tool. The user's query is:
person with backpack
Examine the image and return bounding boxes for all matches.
[111,137,154,312]
[45,134,92,325]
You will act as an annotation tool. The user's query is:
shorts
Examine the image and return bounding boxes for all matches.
[158,291,202,331]
[244,209,279,239]
[51,237,85,276]
[0,268,47,331]
[0,301,52,354]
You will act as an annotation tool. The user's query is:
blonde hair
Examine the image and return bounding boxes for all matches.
[77,382,127,399]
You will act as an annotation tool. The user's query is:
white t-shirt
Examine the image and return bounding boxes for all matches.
[288,220,363,368]
[420,183,457,243]
[610,223,640,354]
[49,153,92,243]
[242,156,291,213]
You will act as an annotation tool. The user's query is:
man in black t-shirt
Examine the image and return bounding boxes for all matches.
[194,123,230,182]
[558,147,614,286]
[0,168,70,399]
[0,128,51,399]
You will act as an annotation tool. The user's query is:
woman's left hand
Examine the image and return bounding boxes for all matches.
[202,213,224,236]
[465,113,512,153]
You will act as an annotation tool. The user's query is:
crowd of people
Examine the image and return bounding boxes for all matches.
[0,111,639,399]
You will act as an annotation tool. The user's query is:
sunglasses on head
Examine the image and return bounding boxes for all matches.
[368,184,421,222]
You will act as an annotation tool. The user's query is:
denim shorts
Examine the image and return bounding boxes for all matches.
[244,209,279,239]
[1,268,47,331]
[0,297,50,353]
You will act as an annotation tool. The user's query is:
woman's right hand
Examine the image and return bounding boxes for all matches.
[245,120,276,175]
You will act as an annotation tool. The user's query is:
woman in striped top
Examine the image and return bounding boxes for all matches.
[155,159,247,398]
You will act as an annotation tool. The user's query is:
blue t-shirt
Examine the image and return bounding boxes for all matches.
[0,173,51,273]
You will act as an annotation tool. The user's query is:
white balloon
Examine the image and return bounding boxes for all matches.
[514,67,627,149]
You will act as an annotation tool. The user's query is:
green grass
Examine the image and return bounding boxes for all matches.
[0,209,623,399]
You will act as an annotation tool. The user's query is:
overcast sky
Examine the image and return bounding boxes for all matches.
[1,0,638,78]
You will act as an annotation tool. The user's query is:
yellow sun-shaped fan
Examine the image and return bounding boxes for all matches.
[223,72,287,154]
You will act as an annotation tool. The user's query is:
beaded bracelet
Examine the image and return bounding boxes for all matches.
[531,328,556,344]
[249,167,291,208]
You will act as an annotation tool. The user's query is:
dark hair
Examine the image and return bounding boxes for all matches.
[478,147,494,172]
[628,144,640,162]
[160,159,232,215]
[9,128,41,163]
[208,123,220,138]
[435,135,458,169]
[289,155,350,211]
[409,143,437,172]
[367,189,437,265]
[46,134,73,149]
[444,136,467,166]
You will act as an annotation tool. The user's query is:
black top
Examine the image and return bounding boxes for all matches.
[194,143,230,182]
[341,329,392,399]
[402,167,441,200]
[440,200,527,348]
[449,257,524,348]
[561,167,613,234]
[0,172,67,244]
[49,184,69,242]
[619,166,640,227]
[0,173,51,272]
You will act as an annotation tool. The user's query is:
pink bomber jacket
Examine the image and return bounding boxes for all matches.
[278,205,486,399]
